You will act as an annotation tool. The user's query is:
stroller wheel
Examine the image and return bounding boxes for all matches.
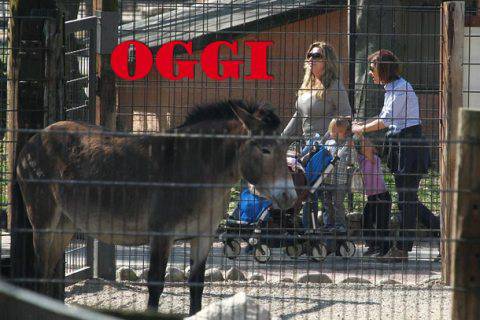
[285,243,303,259]
[309,243,328,262]
[337,241,356,258]
[254,244,272,263]
[223,239,241,259]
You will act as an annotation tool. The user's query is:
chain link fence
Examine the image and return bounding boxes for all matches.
[1,1,479,319]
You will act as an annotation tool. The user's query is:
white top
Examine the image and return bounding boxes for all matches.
[379,77,421,131]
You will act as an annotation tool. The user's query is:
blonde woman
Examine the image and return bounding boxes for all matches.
[282,42,352,230]
[282,41,352,139]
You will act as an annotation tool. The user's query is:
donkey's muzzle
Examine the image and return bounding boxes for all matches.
[271,186,297,210]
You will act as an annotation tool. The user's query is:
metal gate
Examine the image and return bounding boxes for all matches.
[64,16,96,123]
[63,15,97,283]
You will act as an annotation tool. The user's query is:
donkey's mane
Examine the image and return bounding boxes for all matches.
[176,100,280,132]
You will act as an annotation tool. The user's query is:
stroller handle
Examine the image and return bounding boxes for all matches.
[308,144,349,194]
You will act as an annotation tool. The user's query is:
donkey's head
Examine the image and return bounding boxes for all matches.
[231,103,297,210]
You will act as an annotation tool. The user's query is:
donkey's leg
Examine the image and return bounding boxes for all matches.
[32,231,55,293]
[32,213,74,299]
[47,215,75,300]
[19,180,60,293]
[188,236,213,315]
[147,236,173,311]
[29,203,63,296]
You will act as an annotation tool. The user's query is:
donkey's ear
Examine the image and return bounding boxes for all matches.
[230,104,262,133]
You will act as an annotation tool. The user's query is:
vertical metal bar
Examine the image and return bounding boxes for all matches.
[92,2,118,279]
[89,26,97,125]
[348,0,357,115]
[86,236,94,278]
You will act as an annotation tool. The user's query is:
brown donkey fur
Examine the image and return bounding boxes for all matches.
[16,100,297,315]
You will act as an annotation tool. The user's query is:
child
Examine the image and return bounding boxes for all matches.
[319,117,356,233]
[355,135,392,256]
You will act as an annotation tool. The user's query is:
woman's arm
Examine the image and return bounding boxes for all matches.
[353,81,412,135]
[282,102,302,137]
[352,119,387,134]
[282,110,301,137]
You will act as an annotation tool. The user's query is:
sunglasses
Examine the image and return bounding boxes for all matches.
[307,52,323,60]
[369,65,376,72]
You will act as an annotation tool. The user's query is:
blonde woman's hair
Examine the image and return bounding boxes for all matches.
[298,41,340,99]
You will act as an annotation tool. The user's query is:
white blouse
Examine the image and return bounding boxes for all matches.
[379,77,421,132]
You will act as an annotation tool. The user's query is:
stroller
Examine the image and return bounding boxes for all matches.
[218,133,357,263]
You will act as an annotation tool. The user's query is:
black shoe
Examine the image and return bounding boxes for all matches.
[377,247,409,263]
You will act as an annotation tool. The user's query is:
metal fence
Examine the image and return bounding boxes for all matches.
[1,1,479,319]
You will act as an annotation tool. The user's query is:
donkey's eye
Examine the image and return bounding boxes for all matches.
[261,148,271,154]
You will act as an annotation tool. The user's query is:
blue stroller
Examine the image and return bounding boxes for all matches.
[219,133,356,263]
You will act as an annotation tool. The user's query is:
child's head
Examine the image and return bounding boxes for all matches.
[328,117,352,139]
[353,135,378,160]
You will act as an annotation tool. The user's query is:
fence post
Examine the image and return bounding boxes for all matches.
[94,0,118,129]
[7,0,62,292]
[91,0,119,281]
[44,12,65,124]
[451,109,480,320]
[440,1,464,285]
[93,240,115,280]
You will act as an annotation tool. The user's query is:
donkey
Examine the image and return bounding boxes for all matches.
[16,100,297,315]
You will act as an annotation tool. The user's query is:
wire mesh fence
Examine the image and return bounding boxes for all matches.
[1,1,479,319]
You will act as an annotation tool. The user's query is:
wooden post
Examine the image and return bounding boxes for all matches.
[451,109,480,320]
[439,1,464,285]
[7,0,63,292]
[91,0,118,281]
[346,0,357,212]
[44,9,65,124]
[93,240,116,281]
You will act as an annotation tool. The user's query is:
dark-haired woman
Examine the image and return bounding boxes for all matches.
[352,49,439,262]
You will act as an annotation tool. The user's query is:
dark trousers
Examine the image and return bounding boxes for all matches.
[363,191,392,253]
[394,174,439,251]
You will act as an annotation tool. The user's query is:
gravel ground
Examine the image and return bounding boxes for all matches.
[64,241,450,319]
[66,279,451,320]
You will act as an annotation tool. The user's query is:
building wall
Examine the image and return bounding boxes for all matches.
[117,9,349,132]
[117,6,452,137]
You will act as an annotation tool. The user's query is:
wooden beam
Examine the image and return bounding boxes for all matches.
[440,1,464,285]
[44,9,65,124]
[6,0,62,292]
[451,109,480,320]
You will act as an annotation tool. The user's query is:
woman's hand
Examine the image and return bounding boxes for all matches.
[351,123,364,135]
